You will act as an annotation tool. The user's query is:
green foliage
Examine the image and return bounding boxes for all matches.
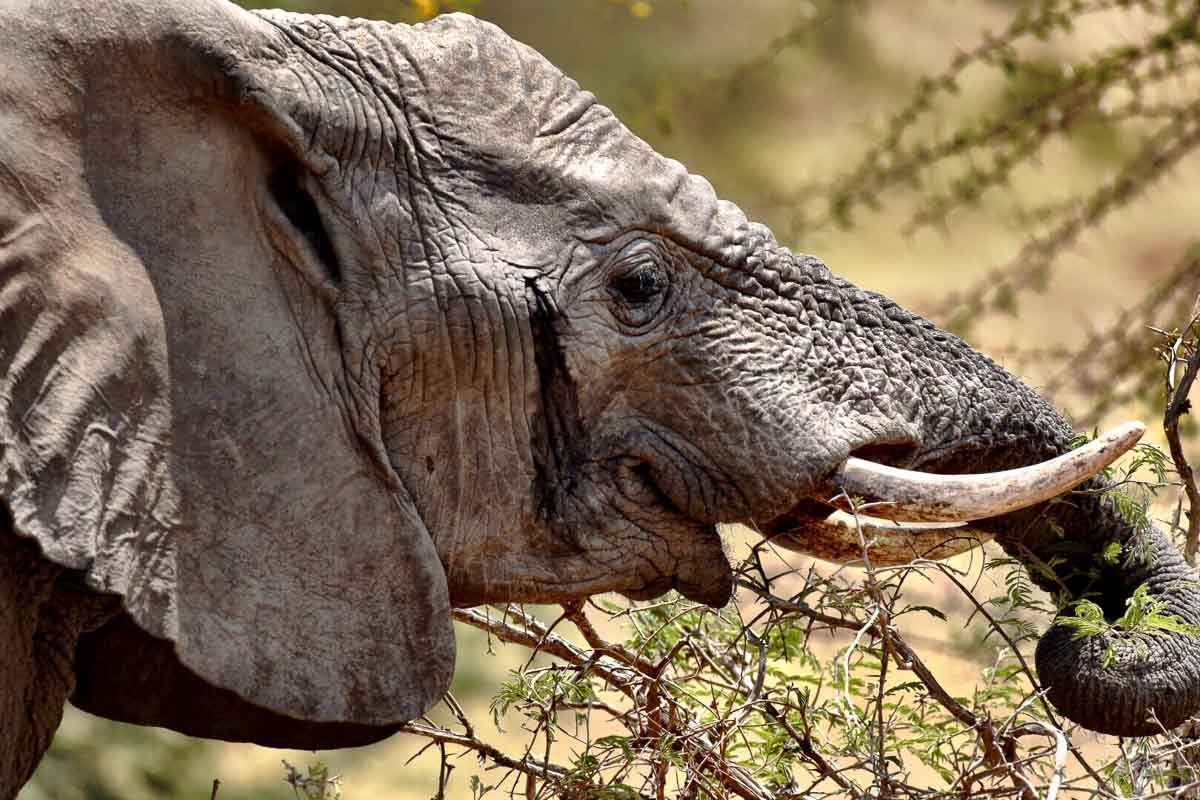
[1058,583,1200,668]
[490,668,598,728]
[1064,434,1174,570]
[447,566,1052,796]
[282,760,343,800]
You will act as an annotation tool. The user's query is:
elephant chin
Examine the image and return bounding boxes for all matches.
[624,523,731,607]
[672,524,734,607]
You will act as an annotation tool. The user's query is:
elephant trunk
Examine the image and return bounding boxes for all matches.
[993,479,1200,736]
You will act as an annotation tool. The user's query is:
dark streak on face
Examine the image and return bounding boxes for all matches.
[524,277,585,520]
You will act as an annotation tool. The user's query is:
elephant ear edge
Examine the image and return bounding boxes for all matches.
[0,0,455,735]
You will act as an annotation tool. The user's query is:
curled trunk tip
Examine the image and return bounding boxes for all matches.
[1035,532,1200,736]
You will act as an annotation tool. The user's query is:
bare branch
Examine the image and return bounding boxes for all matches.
[1164,302,1200,564]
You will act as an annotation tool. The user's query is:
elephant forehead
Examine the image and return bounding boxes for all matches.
[260,10,756,264]
[255,11,577,163]
[401,15,752,250]
[466,129,753,265]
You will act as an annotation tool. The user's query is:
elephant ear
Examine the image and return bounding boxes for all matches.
[0,0,453,735]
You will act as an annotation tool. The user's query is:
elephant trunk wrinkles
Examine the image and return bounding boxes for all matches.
[738,252,1200,734]
[991,478,1200,736]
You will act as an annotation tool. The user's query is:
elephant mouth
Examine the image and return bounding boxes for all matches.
[757,422,1145,563]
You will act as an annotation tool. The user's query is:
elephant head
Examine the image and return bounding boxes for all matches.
[1,0,1196,763]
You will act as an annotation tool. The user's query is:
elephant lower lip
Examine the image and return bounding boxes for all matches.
[616,466,733,605]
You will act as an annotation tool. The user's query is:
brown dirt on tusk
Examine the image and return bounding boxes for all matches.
[826,421,1145,523]
[770,513,992,565]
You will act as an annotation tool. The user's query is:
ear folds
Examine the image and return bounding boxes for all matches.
[0,0,453,736]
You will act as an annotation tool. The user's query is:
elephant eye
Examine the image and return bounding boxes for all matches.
[606,241,673,328]
[609,261,670,329]
[611,266,666,305]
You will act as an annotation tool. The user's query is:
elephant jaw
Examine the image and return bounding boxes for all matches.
[760,421,1145,565]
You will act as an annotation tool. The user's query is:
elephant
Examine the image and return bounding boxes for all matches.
[1,0,1198,794]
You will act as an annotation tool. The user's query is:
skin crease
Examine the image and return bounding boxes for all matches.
[0,0,1199,795]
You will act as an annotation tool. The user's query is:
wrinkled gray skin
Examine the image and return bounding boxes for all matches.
[1,0,1198,795]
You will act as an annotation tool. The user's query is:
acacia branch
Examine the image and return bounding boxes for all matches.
[737,572,1002,766]
[935,102,1200,328]
[562,601,658,675]
[1165,302,1200,564]
[452,605,781,800]
[398,721,581,787]
[453,606,640,696]
[761,701,862,797]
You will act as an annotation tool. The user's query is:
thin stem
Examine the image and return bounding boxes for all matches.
[1165,304,1200,564]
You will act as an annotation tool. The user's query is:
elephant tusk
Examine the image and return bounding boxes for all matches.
[770,512,992,566]
[825,421,1146,523]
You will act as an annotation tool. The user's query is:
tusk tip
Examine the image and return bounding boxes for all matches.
[1113,420,1146,441]
[1097,420,1146,454]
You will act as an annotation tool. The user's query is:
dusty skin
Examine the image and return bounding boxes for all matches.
[2,1,1199,796]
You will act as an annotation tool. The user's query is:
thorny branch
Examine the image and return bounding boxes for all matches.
[383,9,1200,795]
[1163,298,1200,564]
[399,720,574,786]
[449,606,777,800]
[389,511,1200,800]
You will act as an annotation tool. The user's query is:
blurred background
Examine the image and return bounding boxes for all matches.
[22,1,1200,797]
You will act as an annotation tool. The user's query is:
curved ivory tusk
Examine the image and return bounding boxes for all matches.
[770,512,992,566]
[826,421,1146,523]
